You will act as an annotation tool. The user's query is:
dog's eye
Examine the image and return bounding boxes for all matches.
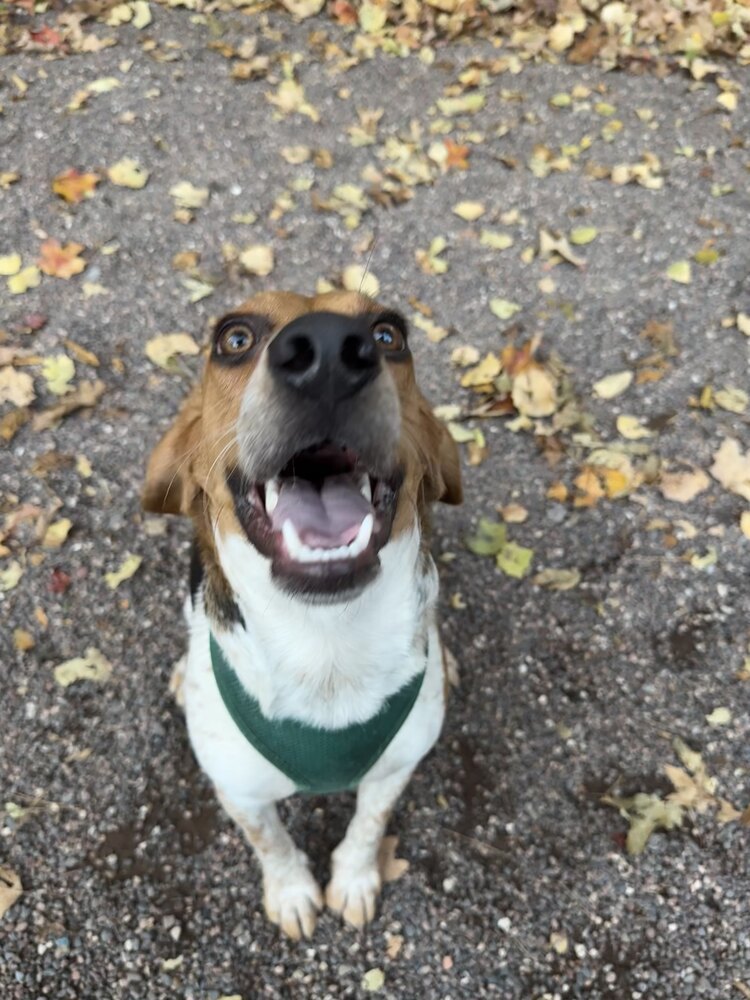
[372,322,405,352]
[216,322,255,357]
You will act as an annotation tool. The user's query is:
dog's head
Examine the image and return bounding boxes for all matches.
[143,291,461,604]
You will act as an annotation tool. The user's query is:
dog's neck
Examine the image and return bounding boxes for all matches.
[205,523,437,729]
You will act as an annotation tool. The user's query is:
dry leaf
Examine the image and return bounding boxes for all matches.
[104,554,142,589]
[706,707,731,727]
[592,370,632,399]
[511,366,557,417]
[54,647,112,687]
[362,968,385,993]
[711,438,750,501]
[0,253,22,276]
[239,245,274,277]
[43,518,72,549]
[617,415,652,440]
[41,355,75,395]
[38,239,86,279]
[33,380,105,431]
[0,867,22,919]
[0,367,35,407]
[145,333,199,370]
[659,468,710,503]
[569,225,598,245]
[452,201,485,221]
[0,561,23,592]
[666,260,691,284]
[13,628,35,651]
[108,158,149,189]
[412,313,449,343]
[500,503,528,524]
[52,169,99,204]
[532,567,581,590]
[342,264,379,297]
[169,181,209,209]
[479,230,514,251]
[8,265,41,295]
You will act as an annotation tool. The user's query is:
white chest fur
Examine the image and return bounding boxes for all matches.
[212,524,438,729]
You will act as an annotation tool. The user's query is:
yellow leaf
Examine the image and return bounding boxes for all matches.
[145,333,200,370]
[436,93,485,116]
[169,181,209,209]
[415,237,448,275]
[107,158,150,189]
[43,518,72,549]
[740,511,750,539]
[496,541,533,579]
[714,386,748,414]
[412,313,449,343]
[450,345,479,367]
[717,92,737,112]
[104,553,142,590]
[666,260,691,284]
[569,226,598,245]
[547,481,568,502]
[616,415,653,440]
[131,0,152,28]
[737,313,750,337]
[705,706,731,727]
[362,968,385,993]
[239,244,274,276]
[13,628,35,651]
[54,647,112,687]
[461,353,501,388]
[690,547,717,570]
[0,867,22,919]
[341,264,379,297]
[489,298,521,321]
[77,455,93,478]
[548,21,575,52]
[0,252,22,276]
[0,561,23,591]
[479,230,514,251]
[592,370,632,399]
[511,366,557,417]
[532,567,580,590]
[358,2,387,33]
[41,355,76,395]
[711,438,750,500]
[452,201,485,221]
[8,265,41,294]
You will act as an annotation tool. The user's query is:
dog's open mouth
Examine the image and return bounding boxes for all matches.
[229,442,401,597]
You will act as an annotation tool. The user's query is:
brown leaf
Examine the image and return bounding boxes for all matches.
[52,168,99,204]
[32,379,105,431]
[38,239,86,279]
[0,867,22,919]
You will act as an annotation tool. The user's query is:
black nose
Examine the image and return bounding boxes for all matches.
[267,311,379,402]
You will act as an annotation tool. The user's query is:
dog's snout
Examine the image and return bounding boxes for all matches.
[268,312,379,402]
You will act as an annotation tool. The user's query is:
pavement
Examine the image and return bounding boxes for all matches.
[1,5,749,999]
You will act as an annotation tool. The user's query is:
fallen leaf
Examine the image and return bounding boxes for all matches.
[511,365,557,417]
[41,355,75,395]
[32,380,105,431]
[0,367,35,407]
[13,628,35,651]
[714,386,748,414]
[496,541,533,579]
[465,518,506,556]
[479,230,514,251]
[108,158,149,189]
[549,931,569,955]
[737,313,750,337]
[666,260,691,284]
[54,647,112,687]
[437,93,485,116]
[180,276,214,303]
[266,79,319,122]
[711,438,750,501]
[659,468,710,503]
[532,567,581,590]
[169,181,209,210]
[362,968,385,992]
[42,518,72,549]
[8,265,41,295]
[38,239,86,279]
[499,503,528,524]
[0,253,22,276]
[412,313,449,343]
[342,264,379,297]
[592,370,632,399]
[52,169,99,204]
[452,200,485,221]
[489,298,521,322]
[239,244,274,277]
[539,229,585,267]
[706,707,731,727]
[569,225,598,245]
[145,333,200,371]
[461,353,501,388]
[415,237,448,275]
[616,415,653,440]
[0,561,23,592]
[451,345,480,367]
[740,511,750,539]
[0,868,22,919]
[104,553,142,589]
[378,836,409,883]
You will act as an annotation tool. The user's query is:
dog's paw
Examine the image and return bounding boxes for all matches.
[325,863,381,929]
[263,862,323,940]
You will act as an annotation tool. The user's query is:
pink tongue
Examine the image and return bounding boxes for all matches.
[270,475,373,548]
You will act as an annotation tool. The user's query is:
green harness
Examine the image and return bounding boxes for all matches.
[209,634,425,794]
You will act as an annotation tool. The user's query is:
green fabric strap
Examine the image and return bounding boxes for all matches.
[209,634,425,795]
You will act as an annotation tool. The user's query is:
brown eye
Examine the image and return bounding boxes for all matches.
[372,321,405,352]
[216,322,254,357]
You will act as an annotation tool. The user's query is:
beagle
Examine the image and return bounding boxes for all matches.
[142,291,462,939]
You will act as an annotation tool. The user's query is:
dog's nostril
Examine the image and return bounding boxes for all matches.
[280,334,316,374]
[341,333,377,372]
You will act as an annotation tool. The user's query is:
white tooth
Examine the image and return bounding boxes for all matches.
[265,478,280,515]
[358,473,372,503]
[350,513,374,557]
[282,520,302,560]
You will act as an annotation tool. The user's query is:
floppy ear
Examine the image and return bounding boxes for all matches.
[142,384,203,515]
[419,396,463,506]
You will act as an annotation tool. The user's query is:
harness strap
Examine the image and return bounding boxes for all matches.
[209,634,425,794]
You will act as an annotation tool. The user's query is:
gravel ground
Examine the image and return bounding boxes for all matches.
[1,7,749,999]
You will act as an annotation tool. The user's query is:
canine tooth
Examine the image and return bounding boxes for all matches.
[282,520,302,560]
[358,473,372,502]
[349,513,374,557]
[265,478,280,514]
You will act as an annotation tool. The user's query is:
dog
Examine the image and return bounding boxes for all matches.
[142,290,462,938]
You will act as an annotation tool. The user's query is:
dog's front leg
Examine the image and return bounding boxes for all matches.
[217,791,323,939]
[326,764,413,928]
